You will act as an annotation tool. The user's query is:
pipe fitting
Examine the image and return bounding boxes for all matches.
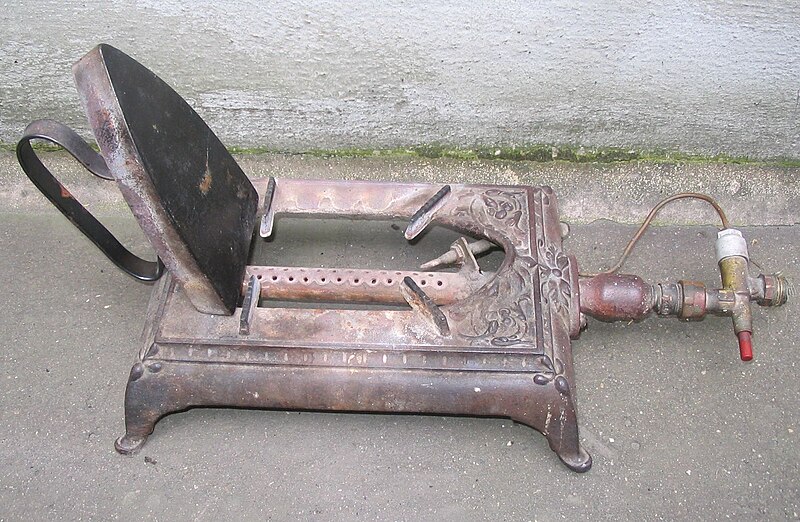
[678,280,707,320]
[757,273,790,307]
[655,283,682,316]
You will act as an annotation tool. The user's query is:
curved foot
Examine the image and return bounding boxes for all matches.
[558,446,592,473]
[116,360,185,457]
[115,434,149,455]
[509,380,592,472]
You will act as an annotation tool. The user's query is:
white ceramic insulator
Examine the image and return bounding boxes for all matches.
[715,228,749,262]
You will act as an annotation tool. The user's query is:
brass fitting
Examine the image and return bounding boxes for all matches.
[677,280,707,320]
[756,273,790,307]
[648,229,789,362]
[715,229,754,360]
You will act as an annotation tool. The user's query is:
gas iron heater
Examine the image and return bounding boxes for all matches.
[17,45,790,472]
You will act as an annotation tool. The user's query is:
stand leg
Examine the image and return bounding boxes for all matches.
[114,362,187,455]
[509,380,592,473]
[543,392,592,473]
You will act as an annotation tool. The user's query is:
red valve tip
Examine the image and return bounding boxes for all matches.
[737,331,753,362]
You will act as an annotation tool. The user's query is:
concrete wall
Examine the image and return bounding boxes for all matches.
[2,0,799,158]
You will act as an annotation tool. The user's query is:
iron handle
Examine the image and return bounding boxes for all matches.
[16,119,164,282]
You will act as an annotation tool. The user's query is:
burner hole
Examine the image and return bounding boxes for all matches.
[321,277,327,283]
[303,277,309,283]
[336,277,342,283]
[271,275,278,281]
[371,278,377,285]
[256,275,262,280]
[421,280,426,285]
[387,279,393,284]
[288,276,294,282]
[437,280,443,286]
[354,278,360,284]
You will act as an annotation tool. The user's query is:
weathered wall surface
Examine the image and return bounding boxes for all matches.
[2,1,798,158]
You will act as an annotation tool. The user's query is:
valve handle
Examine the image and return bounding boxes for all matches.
[737,331,753,362]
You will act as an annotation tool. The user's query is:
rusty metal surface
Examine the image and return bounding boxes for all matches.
[578,273,655,322]
[678,280,708,320]
[400,276,451,336]
[38,43,593,472]
[244,266,486,305]
[238,275,260,335]
[73,44,258,315]
[116,179,592,472]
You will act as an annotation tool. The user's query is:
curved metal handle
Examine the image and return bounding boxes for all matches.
[16,119,164,282]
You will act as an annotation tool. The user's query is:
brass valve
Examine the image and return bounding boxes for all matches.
[652,229,790,361]
[576,193,789,362]
[716,229,755,360]
[580,228,790,362]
